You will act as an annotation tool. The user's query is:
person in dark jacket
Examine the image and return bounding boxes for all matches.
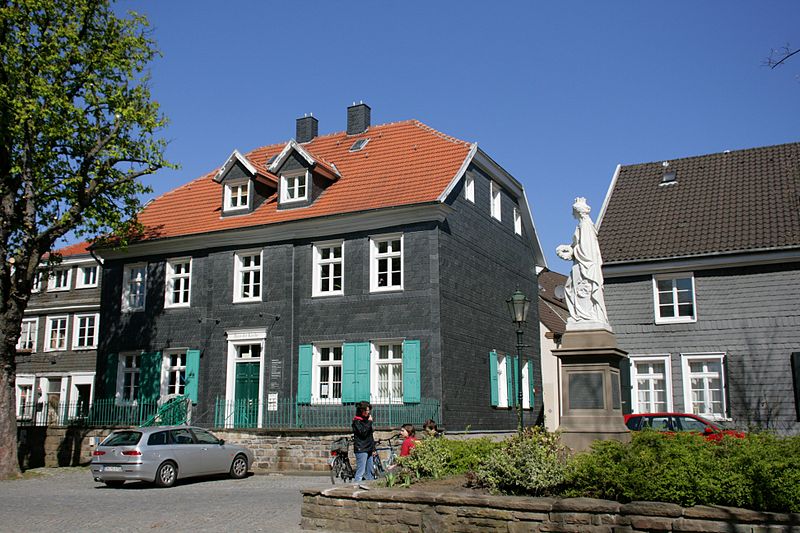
[352,401,375,484]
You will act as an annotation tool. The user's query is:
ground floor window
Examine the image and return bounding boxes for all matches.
[121,353,140,402]
[313,344,342,403]
[373,342,403,403]
[163,351,186,396]
[681,353,726,419]
[630,355,672,413]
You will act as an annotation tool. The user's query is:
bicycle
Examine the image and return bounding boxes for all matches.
[329,437,355,485]
[371,433,401,479]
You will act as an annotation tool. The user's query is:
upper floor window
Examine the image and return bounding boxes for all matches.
[32,271,43,293]
[653,273,696,324]
[76,265,99,288]
[48,267,71,291]
[312,241,343,297]
[165,258,192,308]
[681,353,726,420]
[313,344,343,403]
[73,313,99,349]
[45,315,68,351]
[490,181,501,221]
[372,342,403,404]
[233,250,262,303]
[280,170,309,204]
[370,234,403,292]
[122,264,147,312]
[630,355,672,414]
[514,207,522,235]
[17,318,38,352]
[224,180,250,212]
[465,174,475,203]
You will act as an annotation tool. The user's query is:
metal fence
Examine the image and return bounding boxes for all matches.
[16,399,159,427]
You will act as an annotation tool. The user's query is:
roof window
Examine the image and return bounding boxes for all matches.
[660,171,677,185]
[349,138,370,152]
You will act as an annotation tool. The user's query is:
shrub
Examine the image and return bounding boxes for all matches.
[397,435,499,480]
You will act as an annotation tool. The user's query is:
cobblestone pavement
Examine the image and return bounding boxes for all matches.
[0,468,335,533]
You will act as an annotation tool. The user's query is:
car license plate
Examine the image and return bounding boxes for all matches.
[103,466,122,472]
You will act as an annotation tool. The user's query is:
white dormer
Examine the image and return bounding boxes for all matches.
[224,179,251,212]
[214,149,277,215]
[280,169,309,204]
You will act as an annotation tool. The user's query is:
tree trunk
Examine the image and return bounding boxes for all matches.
[0,337,20,479]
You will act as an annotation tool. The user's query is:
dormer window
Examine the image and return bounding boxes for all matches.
[281,170,309,204]
[224,180,250,212]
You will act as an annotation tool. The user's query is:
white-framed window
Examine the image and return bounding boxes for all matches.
[17,318,38,352]
[164,257,192,308]
[630,354,673,413]
[464,174,475,203]
[32,271,43,293]
[681,353,726,420]
[76,265,99,288]
[372,341,403,404]
[312,241,343,297]
[312,344,343,403]
[653,273,696,324]
[122,263,147,312]
[72,313,99,349]
[233,250,262,303]
[48,267,71,291]
[45,315,68,351]
[280,170,309,203]
[370,234,403,292]
[521,359,531,409]
[16,375,35,419]
[224,180,250,212]
[497,353,509,408]
[162,351,186,397]
[119,353,141,402]
[513,207,522,235]
[490,181,501,221]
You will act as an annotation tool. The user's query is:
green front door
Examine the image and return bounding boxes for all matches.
[235,362,260,428]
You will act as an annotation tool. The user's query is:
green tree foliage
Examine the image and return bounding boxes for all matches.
[0,0,169,478]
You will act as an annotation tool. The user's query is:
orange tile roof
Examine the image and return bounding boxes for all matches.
[56,241,92,257]
[137,120,474,241]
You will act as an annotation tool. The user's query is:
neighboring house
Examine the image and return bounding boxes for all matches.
[94,103,547,431]
[15,241,101,424]
[597,142,800,433]
[537,269,569,431]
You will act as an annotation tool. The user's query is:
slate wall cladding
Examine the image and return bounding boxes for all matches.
[604,262,800,433]
[437,164,541,431]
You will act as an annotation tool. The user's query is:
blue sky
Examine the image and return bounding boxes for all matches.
[108,1,799,273]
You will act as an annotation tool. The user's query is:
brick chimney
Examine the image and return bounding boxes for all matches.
[346,102,371,135]
[296,114,318,143]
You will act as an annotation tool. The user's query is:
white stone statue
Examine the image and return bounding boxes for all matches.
[556,197,611,331]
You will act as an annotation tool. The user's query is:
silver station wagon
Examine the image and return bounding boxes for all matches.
[90,425,254,488]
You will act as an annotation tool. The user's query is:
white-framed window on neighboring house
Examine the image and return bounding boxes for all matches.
[513,207,522,235]
[165,257,192,308]
[630,355,673,413]
[490,181,502,221]
[122,263,147,312]
[17,318,38,352]
[76,265,99,288]
[497,353,509,408]
[224,180,250,212]
[233,250,262,302]
[16,376,35,419]
[48,267,71,291]
[69,372,94,418]
[72,313,99,350]
[119,353,141,403]
[45,315,68,351]
[653,273,696,324]
[162,351,186,397]
[312,344,343,404]
[372,341,403,404]
[682,353,727,420]
[32,271,43,293]
[312,241,343,297]
[464,174,475,203]
[370,234,403,292]
[280,170,309,204]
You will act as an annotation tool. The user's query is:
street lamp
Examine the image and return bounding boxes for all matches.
[506,289,530,433]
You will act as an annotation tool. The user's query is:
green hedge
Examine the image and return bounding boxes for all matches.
[397,435,499,479]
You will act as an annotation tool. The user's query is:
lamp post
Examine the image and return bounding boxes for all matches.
[506,289,531,433]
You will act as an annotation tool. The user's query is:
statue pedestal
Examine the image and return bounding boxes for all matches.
[553,329,630,452]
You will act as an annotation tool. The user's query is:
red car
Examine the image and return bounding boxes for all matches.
[624,412,745,441]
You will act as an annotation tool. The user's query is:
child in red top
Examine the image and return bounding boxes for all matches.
[399,424,419,457]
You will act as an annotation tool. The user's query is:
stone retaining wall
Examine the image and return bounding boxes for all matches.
[301,486,800,532]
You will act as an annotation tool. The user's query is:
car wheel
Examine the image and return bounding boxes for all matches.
[230,454,248,479]
[155,461,178,488]
[104,480,125,488]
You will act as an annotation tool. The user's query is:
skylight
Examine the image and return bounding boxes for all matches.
[661,171,677,185]
[349,138,370,152]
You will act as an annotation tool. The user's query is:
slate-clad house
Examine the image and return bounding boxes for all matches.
[94,104,546,431]
[15,242,101,424]
[597,142,800,433]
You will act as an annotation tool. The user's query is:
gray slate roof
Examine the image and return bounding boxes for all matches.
[598,142,800,264]
[538,269,569,335]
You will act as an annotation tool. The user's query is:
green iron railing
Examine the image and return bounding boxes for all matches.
[140,396,191,427]
[16,398,159,427]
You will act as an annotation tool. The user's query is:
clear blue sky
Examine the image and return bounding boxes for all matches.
[107,1,799,274]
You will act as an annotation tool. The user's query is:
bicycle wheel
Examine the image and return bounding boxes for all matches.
[372,454,386,479]
[343,458,355,482]
[330,457,341,485]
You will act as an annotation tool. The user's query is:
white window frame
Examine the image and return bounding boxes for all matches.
[75,265,99,289]
[490,181,502,221]
[117,352,142,404]
[369,233,404,292]
[164,257,192,308]
[371,340,404,404]
[233,249,263,303]
[122,263,147,312]
[16,374,35,420]
[38,376,68,424]
[464,174,475,203]
[224,328,267,428]
[224,179,251,212]
[31,271,43,293]
[629,354,673,414]
[17,317,38,352]
[44,315,69,352]
[653,272,697,324]
[521,359,530,409]
[497,353,509,408]
[681,353,727,420]
[48,267,72,292]
[513,207,522,235]
[312,240,344,297]
[161,350,187,397]
[280,170,309,204]
[68,372,95,418]
[72,313,99,350]
[311,343,344,404]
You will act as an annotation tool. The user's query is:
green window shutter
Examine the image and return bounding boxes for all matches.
[103,353,118,399]
[342,343,356,403]
[354,342,371,403]
[528,358,535,410]
[489,351,498,407]
[506,355,514,408]
[402,340,421,404]
[184,349,201,403]
[297,344,313,404]
[138,351,162,403]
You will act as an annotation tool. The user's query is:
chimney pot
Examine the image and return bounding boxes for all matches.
[296,114,318,143]
[347,102,371,135]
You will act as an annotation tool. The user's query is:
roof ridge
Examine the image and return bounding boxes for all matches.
[623,140,800,168]
[411,120,473,147]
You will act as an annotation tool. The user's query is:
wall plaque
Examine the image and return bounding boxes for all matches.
[569,372,604,409]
